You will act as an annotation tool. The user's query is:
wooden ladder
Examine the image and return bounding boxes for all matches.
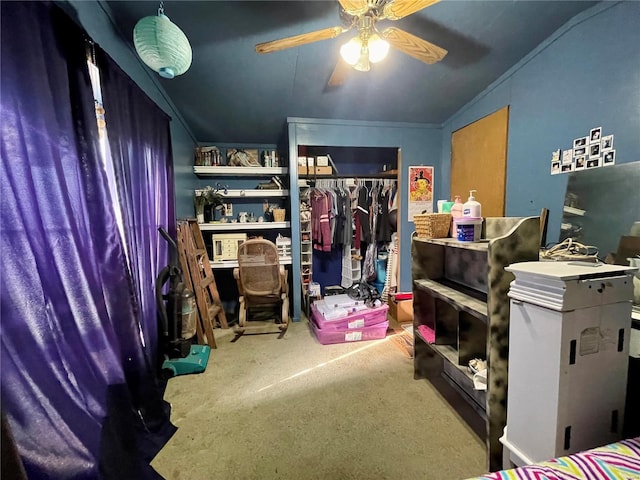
[177,220,229,349]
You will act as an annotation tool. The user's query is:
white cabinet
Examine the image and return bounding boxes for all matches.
[504,261,636,465]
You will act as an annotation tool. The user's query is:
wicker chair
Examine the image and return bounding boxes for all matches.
[233,239,289,334]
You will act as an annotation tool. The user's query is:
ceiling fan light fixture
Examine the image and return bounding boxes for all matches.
[133,3,192,79]
[340,36,362,65]
[368,34,389,63]
[353,45,371,71]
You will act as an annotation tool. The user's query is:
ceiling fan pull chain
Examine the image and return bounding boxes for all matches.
[158,1,164,16]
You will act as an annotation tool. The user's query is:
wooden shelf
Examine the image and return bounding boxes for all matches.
[199,221,289,231]
[414,278,488,321]
[193,166,287,176]
[414,330,487,417]
[412,216,541,471]
[207,189,288,198]
[417,237,490,252]
[210,256,292,269]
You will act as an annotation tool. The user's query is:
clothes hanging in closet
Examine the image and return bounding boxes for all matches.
[311,189,332,252]
[309,180,396,288]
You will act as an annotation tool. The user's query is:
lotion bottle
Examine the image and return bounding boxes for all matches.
[463,190,481,218]
[451,195,463,218]
[450,195,463,238]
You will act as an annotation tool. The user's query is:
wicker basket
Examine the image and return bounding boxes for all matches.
[414,213,452,239]
[272,209,286,222]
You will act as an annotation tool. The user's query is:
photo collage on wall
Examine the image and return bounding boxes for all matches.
[550,126,616,175]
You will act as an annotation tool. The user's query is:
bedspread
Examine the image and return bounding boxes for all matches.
[469,437,640,480]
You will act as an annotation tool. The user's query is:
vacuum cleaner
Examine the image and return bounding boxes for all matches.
[156,227,210,377]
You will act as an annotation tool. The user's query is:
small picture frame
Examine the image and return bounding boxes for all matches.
[551,161,561,175]
[574,155,586,170]
[586,158,601,169]
[562,149,573,165]
[589,143,600,159]
[601,134,614,151]
[573,137,588,149]
[574,146,586,157]
[223,203,233,217]
[589,127,602,144]
[603,149,616,165]
[561,163,574,173]
[551,149,561,163]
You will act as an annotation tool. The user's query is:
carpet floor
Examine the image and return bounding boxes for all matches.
[151,318,487,479]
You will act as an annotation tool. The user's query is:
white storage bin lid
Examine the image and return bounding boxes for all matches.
[506,261,636,311]
[506,261,635,280]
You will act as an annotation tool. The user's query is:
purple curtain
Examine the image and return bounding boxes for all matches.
[98,52,175,373]
[1,2,174,478]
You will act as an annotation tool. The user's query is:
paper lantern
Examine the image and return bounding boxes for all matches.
[133,7,192,79]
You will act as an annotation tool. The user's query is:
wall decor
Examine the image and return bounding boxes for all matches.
[589,126,602,143]
[227,148,260,167]
[573,136,588,149]
[574,146,586,157]
[586,158,601,169]
[603,149,616,165]
[552,127,617,176]
[408,165,434,221]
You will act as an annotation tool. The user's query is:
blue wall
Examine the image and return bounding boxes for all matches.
[65,0,197,220]
[440,1,640,244]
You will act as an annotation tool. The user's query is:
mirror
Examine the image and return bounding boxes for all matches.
[560,161,640,313]
[560,161,640,259]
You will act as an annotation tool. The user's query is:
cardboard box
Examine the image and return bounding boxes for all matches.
[388,295,413,323]
[316,155,329,166]
[299,166,332,175]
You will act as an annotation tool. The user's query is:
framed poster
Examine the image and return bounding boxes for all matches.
[408,166,434,221]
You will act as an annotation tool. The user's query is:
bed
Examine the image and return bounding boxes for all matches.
[468,437,640,480]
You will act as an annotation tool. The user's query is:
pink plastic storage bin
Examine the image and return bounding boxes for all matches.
[310,316,389,345]
[311,302,389,331]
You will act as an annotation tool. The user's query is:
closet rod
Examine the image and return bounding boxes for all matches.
[300,173,396,179]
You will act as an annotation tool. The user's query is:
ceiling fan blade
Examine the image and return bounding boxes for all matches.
[327,58,351,88]
[256,26,345,54]
[381,27,447,64]
[382,0,441,20]
[338,0,369,16]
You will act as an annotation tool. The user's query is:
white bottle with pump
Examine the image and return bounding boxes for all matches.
[463,190,481,218]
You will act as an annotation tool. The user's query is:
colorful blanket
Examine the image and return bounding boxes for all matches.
[469,437,640,480]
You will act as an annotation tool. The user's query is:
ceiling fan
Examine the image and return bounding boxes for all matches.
[255,0,448,87]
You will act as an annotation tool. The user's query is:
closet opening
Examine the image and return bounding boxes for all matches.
[296,145,401,317]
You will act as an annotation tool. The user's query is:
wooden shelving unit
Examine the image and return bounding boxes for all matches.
[198,222,290,232]
[411,216,540,471]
